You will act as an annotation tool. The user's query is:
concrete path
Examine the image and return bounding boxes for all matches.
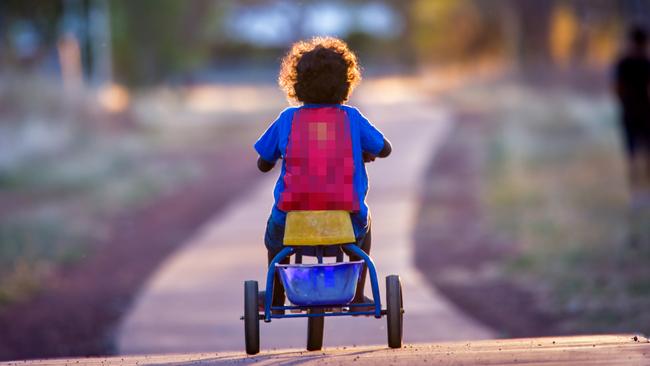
[10,335,649,365]
[117,83,494,355]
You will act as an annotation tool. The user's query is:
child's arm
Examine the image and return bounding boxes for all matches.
[255,110,289,172]
[363,137,392,162]
[377,137,392,157]
[354,106,391,163]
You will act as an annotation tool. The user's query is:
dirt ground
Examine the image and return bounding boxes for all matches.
[0,145,260,361]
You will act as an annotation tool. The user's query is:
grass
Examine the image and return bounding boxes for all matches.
[0,213,89,305]
[450,81,650,334]
[0,148,200,307]
[0,75,282,308]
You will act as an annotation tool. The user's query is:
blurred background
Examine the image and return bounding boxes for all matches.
[1,0,649,361]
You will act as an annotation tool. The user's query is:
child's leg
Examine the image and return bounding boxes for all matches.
[264,217,289,310]
[267,248,289,307]
[345,228,372,303]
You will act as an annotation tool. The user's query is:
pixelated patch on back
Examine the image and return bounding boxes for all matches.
[279,107,359,211]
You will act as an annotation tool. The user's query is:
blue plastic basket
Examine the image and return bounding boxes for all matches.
[276,261,363,306]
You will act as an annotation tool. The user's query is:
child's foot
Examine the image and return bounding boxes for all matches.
[257,291,286,315]
[351,295,375,314]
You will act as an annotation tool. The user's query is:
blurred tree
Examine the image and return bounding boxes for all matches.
[0,0,63,68]
[549,3,579,69]
[507,0,553,70]
[3,0,645,84]
[109,0,223,87]
[408,0,508,66]
[405,0,632,74]
[0,0,113,86]
[377,0,418,67]
[410,0,479,63]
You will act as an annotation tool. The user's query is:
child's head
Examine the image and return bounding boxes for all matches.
[279,37,361,105]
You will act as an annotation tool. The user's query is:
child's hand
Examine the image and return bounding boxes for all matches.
[257,157,276,172]
[363,151,376,163]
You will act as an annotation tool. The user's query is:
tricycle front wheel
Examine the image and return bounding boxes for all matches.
[386,275,403,348]
[244,280,260,355]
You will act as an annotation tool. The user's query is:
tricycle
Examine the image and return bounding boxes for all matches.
[243,210,403,354]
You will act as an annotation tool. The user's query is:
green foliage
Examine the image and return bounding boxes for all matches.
[0,213,89,307]
[409,0,507,63]
[109,0,222,86]
[0,0,63,43]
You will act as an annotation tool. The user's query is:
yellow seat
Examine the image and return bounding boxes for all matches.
[283,210,355,246]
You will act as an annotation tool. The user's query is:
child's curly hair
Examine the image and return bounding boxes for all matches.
[278,37,361,104]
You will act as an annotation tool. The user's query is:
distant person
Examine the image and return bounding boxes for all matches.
[253,37,392,310]
[613,25,650,190]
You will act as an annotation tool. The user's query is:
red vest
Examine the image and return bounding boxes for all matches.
[278,107,359,211]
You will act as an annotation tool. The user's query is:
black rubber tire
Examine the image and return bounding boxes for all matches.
[244,280,260,355]
[386,275,403,348]
[306,308,325,351]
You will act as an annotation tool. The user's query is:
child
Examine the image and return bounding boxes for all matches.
[254,37,392,309]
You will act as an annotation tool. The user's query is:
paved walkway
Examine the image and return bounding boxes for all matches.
[117,84,495,354]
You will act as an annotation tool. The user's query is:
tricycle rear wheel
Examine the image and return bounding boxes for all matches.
[386,275,403,348]
[244,280,260,355]
[306,308,325,351]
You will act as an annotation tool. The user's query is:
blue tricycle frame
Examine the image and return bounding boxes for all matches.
[243,243,403,355]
